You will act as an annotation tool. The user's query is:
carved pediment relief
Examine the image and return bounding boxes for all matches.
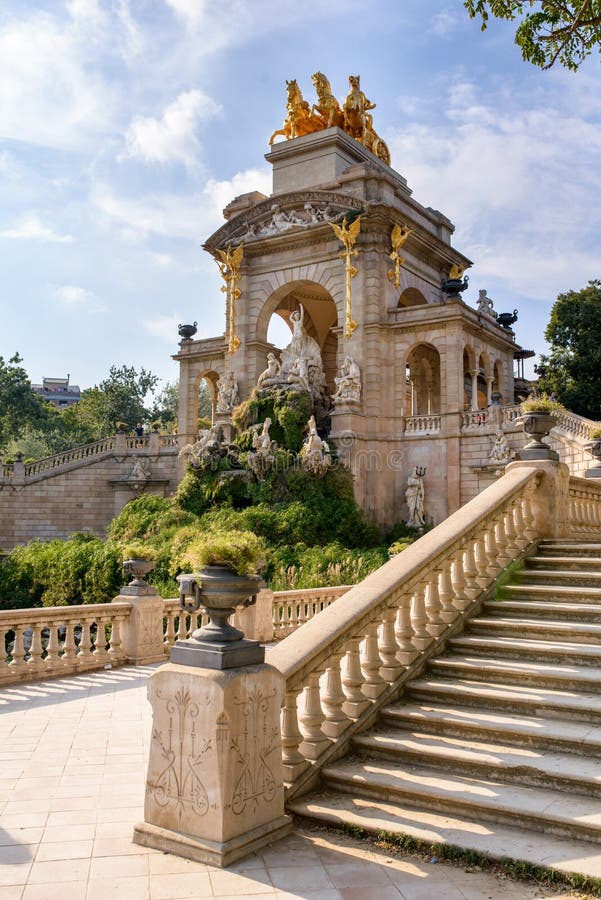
[203,190,369,252]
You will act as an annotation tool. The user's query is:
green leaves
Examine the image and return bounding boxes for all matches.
[464,1,601,69]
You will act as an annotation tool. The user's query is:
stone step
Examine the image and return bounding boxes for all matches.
[319,759,601,845]
[501,583,601,604]
[518,568,601,588]
[288,793,601,880]
[526,555,601,572]
[536,541,601,558]
[482,598,601,622]
[468,615,601,644]
[449,633,601,666]
[428,654,601,693]
[405,676,601,722]
[350,728,601,797]
[380,701,601,757]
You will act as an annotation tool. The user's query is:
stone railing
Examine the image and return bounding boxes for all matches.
[461,409,489,428]
[272,586,350,640]
[568,477,601,535]
[23,437,117,477]
[554,409,595,444]
[503,405,522,425]
[1,603,130,686]
[404,414,441,434]
[267,462,552,796]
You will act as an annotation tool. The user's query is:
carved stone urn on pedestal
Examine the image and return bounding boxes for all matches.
[519,412,559,461]
[123,557,156,587]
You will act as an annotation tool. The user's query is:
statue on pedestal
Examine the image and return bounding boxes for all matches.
[332,356,361,404]
[216,371,239,414]
[299,416,331,475]
[406,466,426,527]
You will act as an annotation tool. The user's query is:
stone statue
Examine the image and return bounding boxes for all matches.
[332,356,361,404]
[128,456,150,482]
[216,371,239,414]
[287,357,311,393]
[489,430,512,464]
[247,418,278,477]
[299,415,331,475]
[279,306,326,397]
[257,352,282,391]
[406,467,426,527]
[179,425,226,470]
[477,289,496,318]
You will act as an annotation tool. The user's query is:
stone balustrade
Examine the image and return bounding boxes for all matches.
[1,602,130,686]
[569,477,601,534]
[267,462,555,795]
[272,586,350,639]
[461,410,489,428]
[554,409,595,444]
[404,414,441,434]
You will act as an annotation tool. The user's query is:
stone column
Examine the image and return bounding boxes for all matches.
[470,370,479,411]
[133,660,291,867]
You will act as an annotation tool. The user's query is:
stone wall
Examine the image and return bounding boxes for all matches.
[0,434,179,549]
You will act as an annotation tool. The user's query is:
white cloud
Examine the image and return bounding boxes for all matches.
[164,0,207,29]
[0,215,73,243]
[123,89,221,168]
[150,252,174,267]
[388,76,601,302]
[92,166,271,240]
[51,284,107,312]
[142,314,183,341]
[430,10,461,36]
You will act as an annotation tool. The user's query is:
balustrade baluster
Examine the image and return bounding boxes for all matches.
[503,505,519,555]
[522,490,538,542]
[494,514,511,568]
[484,525,501,576]
[92,619,108,662]
[474,535,491,589]
[395,595,418,665]
[299,671,330,759]
[379,607,402,681]
[164,612,175,649]
[45,624,57,665]
[280,689,309,780]
[341,638,371,718]
[410,582,431,651]
[175,614,187,642]
[61,622,76,664]
[425,572,445,636]
[321,653,351,737]
[8,625,26,671]
[26,623,43,672]
[360,624,387,699]
[513,498,529,550]
[109,617,123,659]
[438,562,457,622]
[460,543,480,600]
[78,621,93,663]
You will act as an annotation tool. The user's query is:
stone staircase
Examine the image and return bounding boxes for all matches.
[289,540,601,879]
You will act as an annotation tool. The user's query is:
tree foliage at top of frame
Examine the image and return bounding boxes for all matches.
[464,1,601,69]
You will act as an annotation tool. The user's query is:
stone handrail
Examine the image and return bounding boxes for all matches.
[1,602,131,685]
[503,405,522,424]
[272,586,350,640]
[568,477,601,535]
[267,463,543,795]
[461,409,489,428]
[404,414,441,434]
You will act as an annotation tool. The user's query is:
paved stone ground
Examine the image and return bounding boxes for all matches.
[0,664,588,899]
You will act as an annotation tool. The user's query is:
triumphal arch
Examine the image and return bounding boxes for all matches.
[175,74,521,527]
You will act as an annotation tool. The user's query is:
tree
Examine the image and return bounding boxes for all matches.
[538,280,601,419]
[0,354,54,454]
[464,1,601,69]
[62,365,159,440]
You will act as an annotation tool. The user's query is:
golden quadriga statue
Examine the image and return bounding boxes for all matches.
[270,73,390,166]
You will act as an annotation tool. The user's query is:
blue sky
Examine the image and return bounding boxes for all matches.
[1,0,600,391]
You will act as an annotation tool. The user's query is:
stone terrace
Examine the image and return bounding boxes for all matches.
[0,664,581,900]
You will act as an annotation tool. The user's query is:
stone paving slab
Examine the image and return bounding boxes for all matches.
[0,665,587,899]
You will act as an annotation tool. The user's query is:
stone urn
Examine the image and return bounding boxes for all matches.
[519,412,558,460]
[584,439,601,478]
[123,558,156,587]
[178,321,198,341]
[173,565,263,668]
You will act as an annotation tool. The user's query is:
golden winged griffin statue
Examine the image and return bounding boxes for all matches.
[269,73,390,166]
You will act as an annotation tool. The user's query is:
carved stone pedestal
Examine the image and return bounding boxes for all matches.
[133,661,292,867]
[112,583,166,665]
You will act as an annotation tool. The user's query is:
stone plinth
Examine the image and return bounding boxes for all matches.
[133,661,292,867]
[112,583,166,665]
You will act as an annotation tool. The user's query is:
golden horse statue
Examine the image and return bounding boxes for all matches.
[343,75,390,165]
[269,79,322,145]
[310,71,344,129]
